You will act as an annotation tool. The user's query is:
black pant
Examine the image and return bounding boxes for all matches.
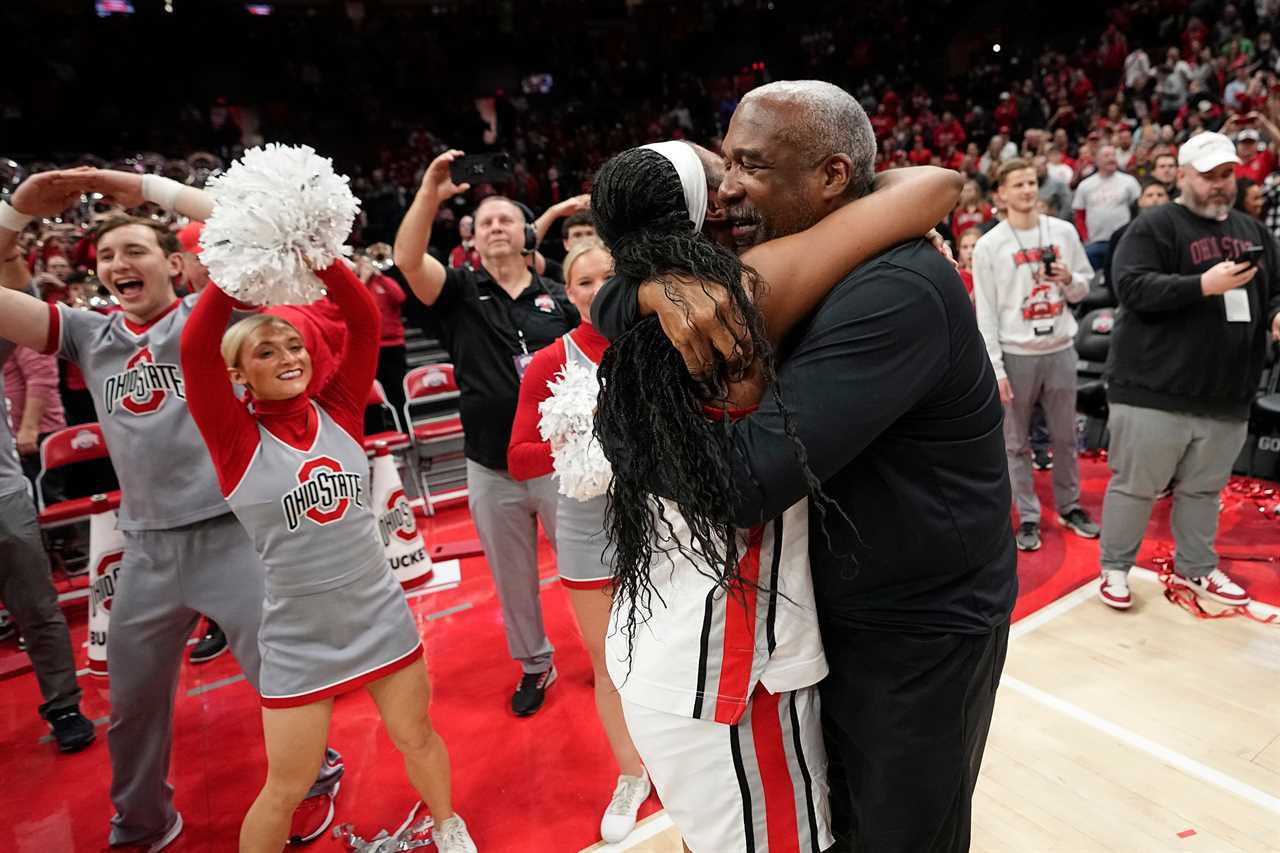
[821,620,1010,853]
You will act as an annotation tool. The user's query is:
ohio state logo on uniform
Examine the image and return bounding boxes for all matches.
[281,456,365,531]
[103,346,185,416]
[378,488,418,547]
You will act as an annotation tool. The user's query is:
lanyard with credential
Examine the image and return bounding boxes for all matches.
[513,329,533,380]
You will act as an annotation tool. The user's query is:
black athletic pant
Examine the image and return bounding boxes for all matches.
[821,620,1010,853]
[376,344,408,423]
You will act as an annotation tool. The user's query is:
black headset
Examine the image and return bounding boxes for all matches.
[511,200,538,255]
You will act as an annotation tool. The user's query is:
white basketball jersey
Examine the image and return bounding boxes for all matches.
[605,499,827,725]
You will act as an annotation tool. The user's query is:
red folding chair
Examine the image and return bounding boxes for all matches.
[36,423,121,529]
[402,364,467,514]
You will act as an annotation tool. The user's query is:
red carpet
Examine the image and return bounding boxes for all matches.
[0,460,1276,852]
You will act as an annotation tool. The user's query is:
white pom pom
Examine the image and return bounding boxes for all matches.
[538,359,612,501]
[200,144,360,305]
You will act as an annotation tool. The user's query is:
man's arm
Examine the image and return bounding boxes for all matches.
[970,239,1006,381]
[1112,214,1252,310]
[1059,226,1094,303]
[14,348,57,456]
[719,261,951,528]
[393,150,470,307]
[532,195,590,245]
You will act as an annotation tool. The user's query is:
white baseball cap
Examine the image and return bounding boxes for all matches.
[1177,131,1241,172]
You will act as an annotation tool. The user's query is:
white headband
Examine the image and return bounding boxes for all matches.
[641,141,708,233]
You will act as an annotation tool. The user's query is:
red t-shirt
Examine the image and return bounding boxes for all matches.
[367,273,407,347]
[951,204,993,238]
[1236,150,1277,184]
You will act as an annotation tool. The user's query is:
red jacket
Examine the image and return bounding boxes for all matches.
[367,273,407,347]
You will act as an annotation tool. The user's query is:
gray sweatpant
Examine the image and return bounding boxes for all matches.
[1100,404,1248,580]
[1002,349,1082,525]
[466,459,558,674]
[107,512,266,847]
[0,488,82,720]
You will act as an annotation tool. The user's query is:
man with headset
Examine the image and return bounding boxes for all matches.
[394,150,579,716]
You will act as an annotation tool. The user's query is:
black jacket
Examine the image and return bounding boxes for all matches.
[1109,202,1280,419]
[594,240,1018,634]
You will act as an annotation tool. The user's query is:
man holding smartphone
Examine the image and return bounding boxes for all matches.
[1099,131,1280,610]
[394,150,578,716]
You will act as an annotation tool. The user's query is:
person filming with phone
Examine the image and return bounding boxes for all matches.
[1097,131,1280,612]
[394,149,578,717]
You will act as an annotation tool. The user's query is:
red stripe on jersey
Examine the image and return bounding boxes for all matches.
[43,303,61,356]
[751,686,801,853]
[714,526,763,725]
[560,576,612,591]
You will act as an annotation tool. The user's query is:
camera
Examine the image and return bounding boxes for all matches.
[1041,246,1057,274]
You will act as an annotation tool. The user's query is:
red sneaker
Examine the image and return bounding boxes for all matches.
[287,781,339,845]
[1098,570,1132,610]
[1172,569,1251,607]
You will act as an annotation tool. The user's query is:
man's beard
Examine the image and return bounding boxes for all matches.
[1180,184,1235,221]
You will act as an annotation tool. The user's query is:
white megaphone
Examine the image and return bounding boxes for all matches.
[371,442,433,590]
[86,494,125,680]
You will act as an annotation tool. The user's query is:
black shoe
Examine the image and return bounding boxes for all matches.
[0,616,14,643]
[1058,507,1101,539]
[48,707,96,753]
[1032,448,1053,470]
[189,621,228,664]
[511,667,557,716]
[1015,521,1042,552]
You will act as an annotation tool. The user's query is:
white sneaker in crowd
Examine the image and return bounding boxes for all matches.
[1098,570,1132,610]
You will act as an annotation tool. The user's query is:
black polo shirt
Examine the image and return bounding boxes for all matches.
[425,264,578,469]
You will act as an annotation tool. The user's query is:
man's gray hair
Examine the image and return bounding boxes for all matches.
[742,80,877,198]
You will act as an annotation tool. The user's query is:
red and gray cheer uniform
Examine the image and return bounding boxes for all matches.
[507,322,613,588]
[182,262,421,709]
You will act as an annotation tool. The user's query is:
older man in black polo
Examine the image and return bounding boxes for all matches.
[394,152,578,717]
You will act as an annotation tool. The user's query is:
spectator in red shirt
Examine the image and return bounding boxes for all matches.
[356,253,409,416]
[932,110,966,150]
[870,102,896,140]
[447,214,481,269]
[908,134,934,166]
[995,92,1020,133]
[1226,113,1280,183]
[951,179,994,238]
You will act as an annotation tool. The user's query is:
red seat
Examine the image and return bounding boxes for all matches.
[37,424,120,529]
[402,364,467,515]
[412,416,464,443]
[38,490,122,527]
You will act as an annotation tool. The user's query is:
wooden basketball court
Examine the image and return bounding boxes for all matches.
[584,569,1280,853]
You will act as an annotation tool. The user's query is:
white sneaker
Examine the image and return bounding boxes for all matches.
[434,814,478,853]
[1098,570,1132,610]
[600,771,651,843]
[1172,568,1251,607]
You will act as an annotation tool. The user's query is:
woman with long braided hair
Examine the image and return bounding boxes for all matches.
[590,141,962,852]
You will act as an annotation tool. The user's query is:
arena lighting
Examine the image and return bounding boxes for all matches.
[992,43,1002,52]
[246,4,274,14]
[93,0,135,15]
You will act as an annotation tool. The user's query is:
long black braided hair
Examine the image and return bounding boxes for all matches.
[590,146,840,663]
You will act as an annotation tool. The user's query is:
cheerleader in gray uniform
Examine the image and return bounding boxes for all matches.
[179,209,476,851]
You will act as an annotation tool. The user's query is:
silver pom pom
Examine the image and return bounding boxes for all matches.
[538,358,613,501]
[200,144,360,305]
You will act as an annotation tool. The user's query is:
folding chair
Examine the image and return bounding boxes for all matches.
[36,423,121,530]
[402,364,467,514]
